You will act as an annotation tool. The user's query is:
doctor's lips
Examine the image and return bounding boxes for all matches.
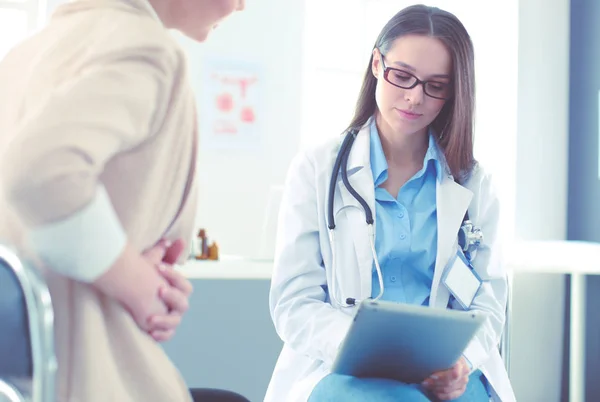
[396,109,422,120]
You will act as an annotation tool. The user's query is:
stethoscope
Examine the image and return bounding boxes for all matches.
[326,129,483,308]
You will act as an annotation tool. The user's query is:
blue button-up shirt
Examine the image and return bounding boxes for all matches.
[369,121,442,306]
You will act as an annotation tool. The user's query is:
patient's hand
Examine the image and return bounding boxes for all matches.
[421,356,470,400]
[145,238,194,342]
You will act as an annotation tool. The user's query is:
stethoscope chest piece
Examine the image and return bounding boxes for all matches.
[458,219,483,254]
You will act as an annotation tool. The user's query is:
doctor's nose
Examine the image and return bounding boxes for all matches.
[404,85,424,106]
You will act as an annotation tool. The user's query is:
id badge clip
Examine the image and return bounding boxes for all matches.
[442,250,482,309]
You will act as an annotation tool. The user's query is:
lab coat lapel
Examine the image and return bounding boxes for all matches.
[335,125,374,299]
[430,175,473,308]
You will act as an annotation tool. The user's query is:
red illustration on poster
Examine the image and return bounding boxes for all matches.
[200,57,262,149]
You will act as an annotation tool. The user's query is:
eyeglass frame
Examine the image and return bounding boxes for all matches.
[378,52,453,100]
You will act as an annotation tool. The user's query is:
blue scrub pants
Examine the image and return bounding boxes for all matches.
[308,370,489,402]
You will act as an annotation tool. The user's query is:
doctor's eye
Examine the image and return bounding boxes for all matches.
[426,82,448,92]
[425,82,450,98]
[391,71,414,83]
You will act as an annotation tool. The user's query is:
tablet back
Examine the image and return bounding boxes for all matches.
[331,300,486,384]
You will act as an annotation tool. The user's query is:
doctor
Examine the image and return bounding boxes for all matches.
[266,4,515,402]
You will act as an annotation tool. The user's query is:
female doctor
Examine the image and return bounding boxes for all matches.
[266,5,515,402]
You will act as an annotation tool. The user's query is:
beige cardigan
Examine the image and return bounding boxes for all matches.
[0,0,198,400]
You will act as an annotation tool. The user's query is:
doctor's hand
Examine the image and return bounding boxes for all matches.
[145,238,194,342]
[421,357,470,401]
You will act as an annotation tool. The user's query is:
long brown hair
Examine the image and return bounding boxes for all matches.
[347,4,476,180]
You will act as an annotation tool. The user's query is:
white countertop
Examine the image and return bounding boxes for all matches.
[504,240,600,275]
[179,240,600,280]
[179,255,273,279]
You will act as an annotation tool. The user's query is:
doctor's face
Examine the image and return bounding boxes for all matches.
[372,35,452,138]
[168,0,245,42]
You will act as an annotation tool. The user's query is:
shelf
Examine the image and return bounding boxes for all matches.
[505,240,600,275]
[178,255,273,279]
[177,240,600,280]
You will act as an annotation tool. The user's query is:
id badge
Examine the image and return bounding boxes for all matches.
[442,250,482,309]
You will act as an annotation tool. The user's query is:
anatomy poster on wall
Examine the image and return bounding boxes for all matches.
[199,56,263,150]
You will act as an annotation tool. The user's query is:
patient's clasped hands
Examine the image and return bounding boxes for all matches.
[142,238,193,342]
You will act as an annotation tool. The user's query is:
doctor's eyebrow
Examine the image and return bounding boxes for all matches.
[392,60,451,79]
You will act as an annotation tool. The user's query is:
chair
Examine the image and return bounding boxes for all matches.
[0,378,27,402]
[0,244,56,402]
[0,243,251,402]
[498,270,513,376]
[189,388,251,402]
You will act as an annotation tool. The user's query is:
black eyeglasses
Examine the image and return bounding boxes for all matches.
[380,54,452,100]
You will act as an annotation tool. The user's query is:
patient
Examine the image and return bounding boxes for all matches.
[0,0,246,401]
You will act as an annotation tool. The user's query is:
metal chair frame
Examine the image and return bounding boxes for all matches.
[0,244,56,402]
[499,271,513,376]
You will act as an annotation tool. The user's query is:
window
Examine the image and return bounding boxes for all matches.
[0,0,43,61]
[302,0,518,240]
[300,0,367,143]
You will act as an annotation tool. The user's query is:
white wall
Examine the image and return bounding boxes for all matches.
[179,0,305,258]
[41,0,305,259]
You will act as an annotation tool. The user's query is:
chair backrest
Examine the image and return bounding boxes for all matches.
[0,378,26,402]
[499,271,513,376]
[0,245,56,402]
[0,246,33,378]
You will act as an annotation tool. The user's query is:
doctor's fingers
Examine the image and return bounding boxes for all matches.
[427,374,469,393]
[431,359,469,383]
[435,384,468,401]
[447,361,469,382]
[423,366,469,394]
[423,369,461,388]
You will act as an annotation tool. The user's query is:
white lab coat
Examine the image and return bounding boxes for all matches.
[265,122,516,402]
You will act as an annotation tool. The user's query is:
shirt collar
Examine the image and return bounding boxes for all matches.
[369,119,443,187]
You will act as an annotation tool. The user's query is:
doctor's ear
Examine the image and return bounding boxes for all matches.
[371,49,381,79]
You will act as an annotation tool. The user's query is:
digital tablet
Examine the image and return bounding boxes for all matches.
[331,300,486,383]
